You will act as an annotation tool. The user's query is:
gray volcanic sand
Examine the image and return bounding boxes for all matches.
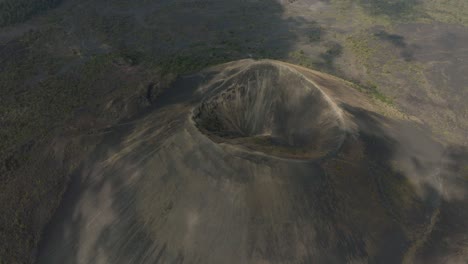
[36,60,463,263]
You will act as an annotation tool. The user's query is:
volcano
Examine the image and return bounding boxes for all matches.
[37,60,450,264]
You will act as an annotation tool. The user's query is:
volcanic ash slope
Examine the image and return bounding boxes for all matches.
[37,60,459,264]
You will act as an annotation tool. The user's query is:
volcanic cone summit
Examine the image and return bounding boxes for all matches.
[193,62,346,159]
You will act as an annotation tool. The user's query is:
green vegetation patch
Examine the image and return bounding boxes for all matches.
[422,0,468,26]
[288,45,343,74]
[0,0,63,27]
[360,0,419,18]
[328,0,421,26]
[351,82,394,105]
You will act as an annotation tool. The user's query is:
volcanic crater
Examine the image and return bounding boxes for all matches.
[193,62,346,159]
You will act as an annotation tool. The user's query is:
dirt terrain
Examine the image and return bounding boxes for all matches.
[0,0,467,263]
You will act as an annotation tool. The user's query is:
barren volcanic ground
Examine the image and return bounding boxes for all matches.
[35,60,468,263]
